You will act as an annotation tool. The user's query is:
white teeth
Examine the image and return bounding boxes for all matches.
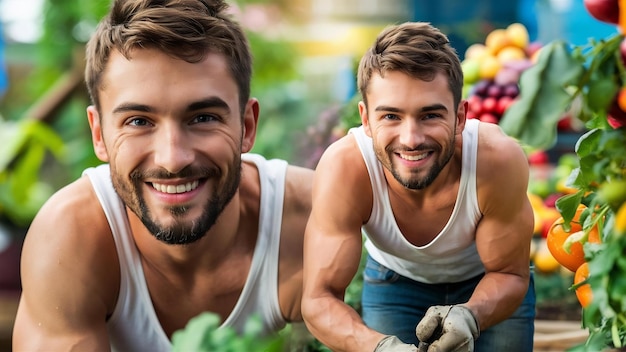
[400,153,427,161]
[152,180,199,194]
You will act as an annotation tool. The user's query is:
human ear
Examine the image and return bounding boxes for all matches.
[87,105,109,162]
[358,100,372,138]
[241,98,259,153]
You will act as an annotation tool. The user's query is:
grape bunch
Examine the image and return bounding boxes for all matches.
[465,60,531,124]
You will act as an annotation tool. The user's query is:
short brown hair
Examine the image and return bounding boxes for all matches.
[357,22,463,109]
[85,0,252,113]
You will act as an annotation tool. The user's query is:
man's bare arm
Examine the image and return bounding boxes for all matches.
[301,136,388,352]
[467,124,534,330]
[13,178,118,351]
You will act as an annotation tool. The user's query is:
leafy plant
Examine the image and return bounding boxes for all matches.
[0,117,65,228]
[171,313,285,352]
[500,27,626,351]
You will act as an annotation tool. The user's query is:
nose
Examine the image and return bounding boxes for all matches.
[398,119,423,148]
[153,124,194,174]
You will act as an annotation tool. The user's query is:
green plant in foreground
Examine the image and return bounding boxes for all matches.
[500,32,626,350]
[172,313,285,352]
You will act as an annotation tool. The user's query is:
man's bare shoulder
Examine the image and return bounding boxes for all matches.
[316,133,370,193]
[17,174,120,332]
[22,174,119,293]
[27,175,113,241]
[476,121,526,163]
[311,133,373,224]
[474,121,530,206]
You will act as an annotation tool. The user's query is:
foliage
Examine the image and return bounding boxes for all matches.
[499,29,626,350]
[499,41,585,150]
[171,313,285,352]
[0,117,65,228]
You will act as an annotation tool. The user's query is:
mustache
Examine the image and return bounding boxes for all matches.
[130,166,218,181]
[387,144,437,153]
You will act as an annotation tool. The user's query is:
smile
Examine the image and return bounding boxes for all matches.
[151,180,199,194]
[399,152,429,161]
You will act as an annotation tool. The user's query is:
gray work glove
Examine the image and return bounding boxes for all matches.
[374,335,419,352]
[415,305,480,352]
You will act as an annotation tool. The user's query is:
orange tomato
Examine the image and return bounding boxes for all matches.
[546,205,601,272]
[574,262,592,308]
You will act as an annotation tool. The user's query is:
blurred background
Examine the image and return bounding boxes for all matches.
[0,0,620,350]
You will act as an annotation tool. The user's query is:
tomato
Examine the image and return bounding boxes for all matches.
[546,205,601,272]
[574,262,592,308]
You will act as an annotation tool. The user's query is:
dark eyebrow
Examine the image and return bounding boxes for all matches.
[374,103,448,114]
[112,97,232,115]
[188,97,231,114]
[113,103,152,114]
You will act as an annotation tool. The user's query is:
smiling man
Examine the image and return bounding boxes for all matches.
[302,22,536,352]
[12,0,313,351]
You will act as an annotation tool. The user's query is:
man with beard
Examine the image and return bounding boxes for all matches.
[12,0,313,351]
[301,22,535,352]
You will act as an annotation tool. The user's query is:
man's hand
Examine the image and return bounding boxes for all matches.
[374,335,419,352]
[415,305,480,352]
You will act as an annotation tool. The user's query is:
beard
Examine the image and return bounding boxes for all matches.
[375,133,456,190]
[110,156,241,245]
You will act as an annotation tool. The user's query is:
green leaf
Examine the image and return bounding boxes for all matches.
[576,129,601,157]
[0,121,29,171]
[500,41,585,149]
[586,77,619,113]
[555,191,584,231]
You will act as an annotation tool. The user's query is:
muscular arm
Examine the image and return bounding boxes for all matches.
[466,123,534,330]
[13,177,118,351]
[277,165,314,322]
[301,136,386,352]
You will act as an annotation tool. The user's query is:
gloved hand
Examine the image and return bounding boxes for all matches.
[373,335,419,352]
[414,305,480,352]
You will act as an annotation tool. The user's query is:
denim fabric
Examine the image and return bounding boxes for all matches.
[361,255,536,351]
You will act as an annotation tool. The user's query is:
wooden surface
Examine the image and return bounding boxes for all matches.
[534,320,589,351]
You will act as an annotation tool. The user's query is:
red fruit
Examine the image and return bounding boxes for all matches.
[528,150,549,165]
[557,116,573,131]
[609,99,626,125]
[608,115,624,128]
[478,112,499,124]
[583,0,620,24]
[543,193,562,208]
[482,96,498,113]
[495,96,514,115]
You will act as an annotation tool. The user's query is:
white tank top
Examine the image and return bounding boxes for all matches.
[351,119,484,284]
[83,153,288,352]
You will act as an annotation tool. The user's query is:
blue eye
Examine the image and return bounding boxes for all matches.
[127,117,151,126]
